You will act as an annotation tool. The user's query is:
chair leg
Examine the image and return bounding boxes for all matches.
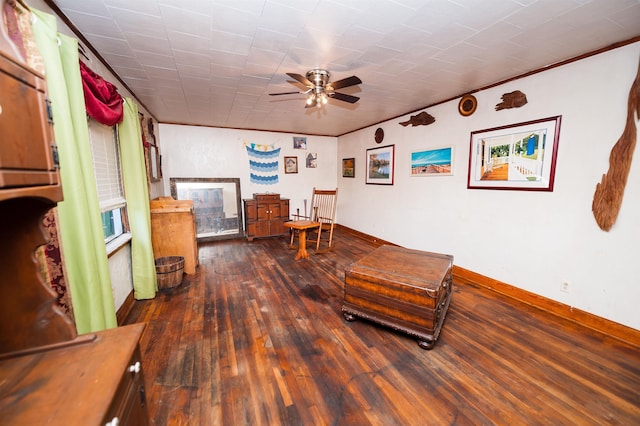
[289,228,298,248]
[326,224,335,249]
[315,225,322,251]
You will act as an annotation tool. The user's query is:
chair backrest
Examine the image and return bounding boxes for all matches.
[310,187,338,226]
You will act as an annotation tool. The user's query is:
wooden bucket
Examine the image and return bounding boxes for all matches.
[155,256,184,289]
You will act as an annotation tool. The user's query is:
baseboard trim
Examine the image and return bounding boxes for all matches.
[336,224,640,348]
[335,224,397,247]
[453,265,640,348]
[116,291,135,326]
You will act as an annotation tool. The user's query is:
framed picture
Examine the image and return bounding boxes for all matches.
[411,146,453,176]
[366,144,394,185]
[306,152,317,168]
[467,116,562,191]
[293,136,307,149]
[284,156,298,174]
[342,158,355,178]
[148,144,161,182]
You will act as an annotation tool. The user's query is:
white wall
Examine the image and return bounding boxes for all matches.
[158,125,338,217]
[338,42,640,330]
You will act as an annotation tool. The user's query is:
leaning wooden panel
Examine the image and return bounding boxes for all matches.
[342,245,453,349]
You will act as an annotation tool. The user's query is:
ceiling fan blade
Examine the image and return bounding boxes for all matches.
[329,92,360,104]
[329,75,362,90]
[269,91,304,96]
[286,72,313,87]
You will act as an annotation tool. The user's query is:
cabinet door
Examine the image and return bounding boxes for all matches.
[257,203,270,221]
[255,221,270,237]
[0,54,57,188]
[269,220,286,236]
[103,347,149,425]
[269,202,281,219]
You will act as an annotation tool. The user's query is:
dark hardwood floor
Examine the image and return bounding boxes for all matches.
[125,229,640,425]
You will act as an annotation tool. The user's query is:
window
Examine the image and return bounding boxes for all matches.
[88,119,128,244]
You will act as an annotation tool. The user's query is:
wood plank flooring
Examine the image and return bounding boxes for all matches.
[125,229,640,425]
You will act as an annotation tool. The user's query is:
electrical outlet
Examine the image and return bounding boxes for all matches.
[561,281,570,293]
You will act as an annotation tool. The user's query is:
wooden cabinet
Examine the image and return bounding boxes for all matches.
[244,194,290,241]
[150,196,198,274]
[0,49,59,190]
[0,27,149,425]
[0,324,149,425]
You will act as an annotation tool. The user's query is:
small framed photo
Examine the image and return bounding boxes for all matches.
[467,116,562,191]
[342,158,355,178]
[411,146,453,176]
[284,156,298,174]
[293,136,307,149]
[306,153,317,168]
[366,144,394,185]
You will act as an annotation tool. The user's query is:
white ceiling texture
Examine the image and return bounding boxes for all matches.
[50,0,640,136]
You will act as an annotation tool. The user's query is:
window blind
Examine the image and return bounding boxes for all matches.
[88,119,125,211]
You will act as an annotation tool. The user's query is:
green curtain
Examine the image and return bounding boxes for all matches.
[32,10,117,333]
[118,99,158,299]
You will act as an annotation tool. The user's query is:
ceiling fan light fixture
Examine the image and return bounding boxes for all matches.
[270,68,362,108]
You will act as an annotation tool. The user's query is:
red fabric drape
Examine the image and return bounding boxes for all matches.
[79,60,123,126]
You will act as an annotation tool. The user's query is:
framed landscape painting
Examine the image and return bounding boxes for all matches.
[467,116,562,191]
[366,145,394,185]
[342,158,355,177]
[411,146,453,176]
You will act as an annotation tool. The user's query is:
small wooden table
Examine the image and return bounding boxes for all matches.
[284,220,320,260]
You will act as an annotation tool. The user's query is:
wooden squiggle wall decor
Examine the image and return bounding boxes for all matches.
[592,58,640,231]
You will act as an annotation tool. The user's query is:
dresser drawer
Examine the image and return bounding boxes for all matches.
[103,346,149,425]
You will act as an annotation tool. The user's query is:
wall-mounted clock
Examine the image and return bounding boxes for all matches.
[375,127,384,143]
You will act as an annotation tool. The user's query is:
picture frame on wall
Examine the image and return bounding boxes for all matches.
[366,144,394,185]
[149,144,161,182]
[284,156,298,174]
[411,146,453,176]
[467,116,562,191]
[342,158,355,178]
[306,153,317,168]
[293,136,307,149]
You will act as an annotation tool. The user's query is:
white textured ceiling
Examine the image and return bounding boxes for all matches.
[50,0,640,136]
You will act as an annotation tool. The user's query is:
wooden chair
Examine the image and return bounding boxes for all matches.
[289,188,338,252]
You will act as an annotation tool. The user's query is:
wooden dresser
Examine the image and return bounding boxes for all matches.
[0,21,149,425]
[0,324,148,425]
[243,193,290,241]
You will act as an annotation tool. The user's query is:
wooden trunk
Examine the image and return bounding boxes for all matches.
[343,245,453,349]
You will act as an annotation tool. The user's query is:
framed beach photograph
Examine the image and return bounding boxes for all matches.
[284,156,298,174]
[411,146,453,176]
[366,145,394,185]
[342,158,355,178]
[467,116,562,191]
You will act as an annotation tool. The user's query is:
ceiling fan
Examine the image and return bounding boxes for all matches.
[269,69,362,108]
